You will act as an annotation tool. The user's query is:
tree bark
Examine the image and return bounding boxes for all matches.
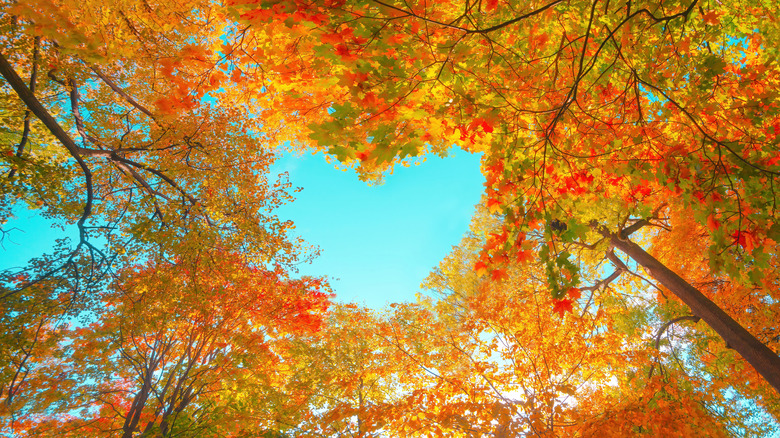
[0,51,82,157]
[607,232,780,393]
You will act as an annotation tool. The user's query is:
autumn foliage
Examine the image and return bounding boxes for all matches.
[2,0,780,435]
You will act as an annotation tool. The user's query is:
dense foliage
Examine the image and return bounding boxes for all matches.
[1,0,779,435]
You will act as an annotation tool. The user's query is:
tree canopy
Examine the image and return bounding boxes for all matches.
[1,0,779,435]
[229,0,780,391]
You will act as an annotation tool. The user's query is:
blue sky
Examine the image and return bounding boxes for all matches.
[0,209,79,271]
[271,150,485,308]
[0,150,485,309]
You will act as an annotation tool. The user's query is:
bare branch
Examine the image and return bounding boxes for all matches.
[648,314,700,377]
[654,315,700,350]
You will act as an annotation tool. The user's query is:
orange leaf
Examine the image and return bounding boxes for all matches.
[491,268,508,282]
[474,261,488,277]
[487,197,502,213]
[552,298,574,317]
[706,214,720,231]
[516,249,534,264]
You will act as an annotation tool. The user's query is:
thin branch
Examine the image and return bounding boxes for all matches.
[370,0,565,34]
[654,315,700,350]
[68,78,103,147]
[648,314,700,377]
[469,0,566,34]
[89,65,158,121]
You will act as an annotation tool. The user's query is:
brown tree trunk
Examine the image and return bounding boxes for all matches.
[608,233,780,393]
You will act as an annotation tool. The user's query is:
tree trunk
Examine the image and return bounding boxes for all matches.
[608,233,780,393]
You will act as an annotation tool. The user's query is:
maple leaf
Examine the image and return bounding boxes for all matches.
[516,249,534,264]
[706,214,721,231]
[474,261,488,277]
[355,149,371,161]
[552,298,574,317]
[491,268,508,282]
[732,230,757,253]
[701,10,721,25]
[469,117,494,134]
[486,197,502,213]
[321,31,344,45]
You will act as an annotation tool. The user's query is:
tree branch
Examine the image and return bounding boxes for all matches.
[89,65,158,121]
[0,50,94,243]
[68,78,103,147]
[654,315,700,350]
[648,314,700,377]
[8,36,40,179]
[370,0,565,34]
[598,226,780,393]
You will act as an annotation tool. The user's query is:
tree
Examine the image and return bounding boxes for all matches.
[4,250,331,437]
[4,0,780,432]
[422,208,777,436]
[280,304,406,437]
[267,210,776,437]
[1,0,321,431]
[1,0,303,268]
[229,0,780,391]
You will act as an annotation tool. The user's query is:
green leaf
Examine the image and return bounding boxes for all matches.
[703,55,728,76]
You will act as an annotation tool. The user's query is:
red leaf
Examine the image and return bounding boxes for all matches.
[732,230,747,248]
[321,31,344,45]
[491,268,508,282]
[706,214,721,231]
[732,230,756,252]
[552,298,574,317]
[516,249,534,264]
[487,197,502,213]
